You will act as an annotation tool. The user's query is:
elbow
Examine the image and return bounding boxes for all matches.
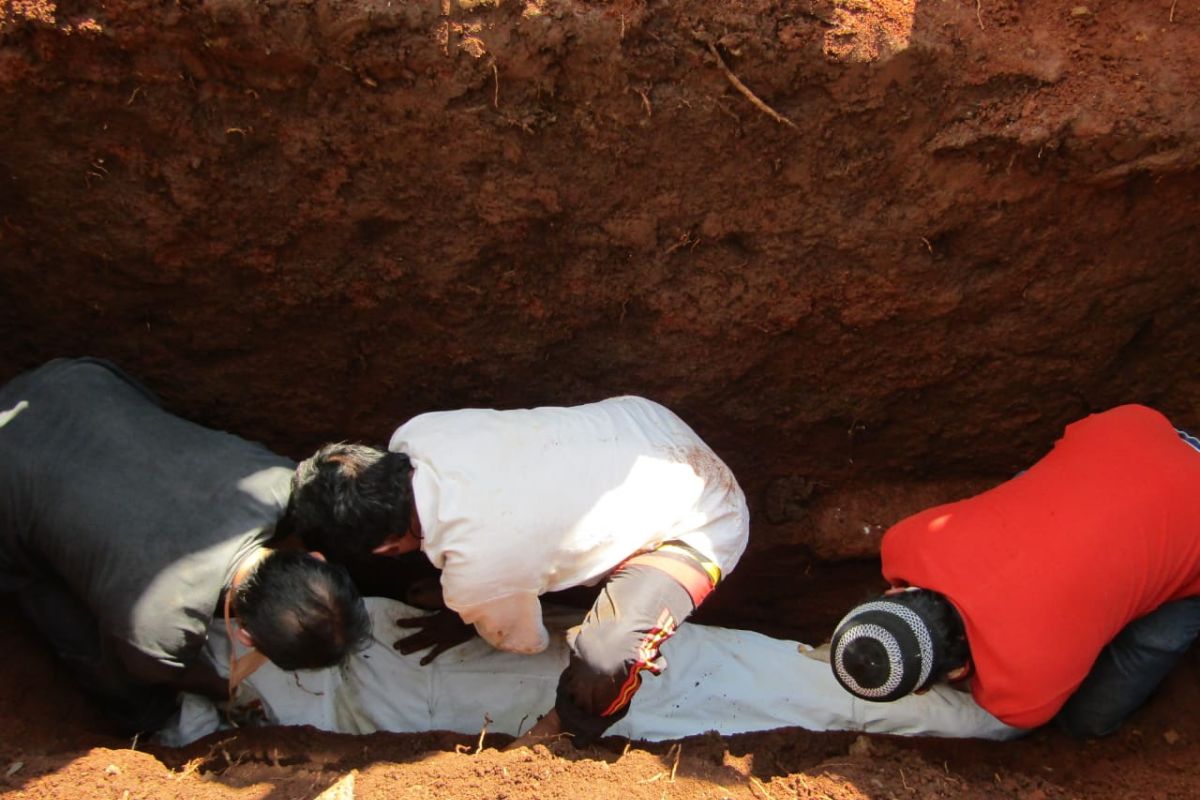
[481,625,549,655]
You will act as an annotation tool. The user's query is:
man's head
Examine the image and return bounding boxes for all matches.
[829,588,968,702]
[232,549,372,671]
[283,443,414,561]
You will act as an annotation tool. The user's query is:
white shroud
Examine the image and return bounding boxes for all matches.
[163,598,1021,746]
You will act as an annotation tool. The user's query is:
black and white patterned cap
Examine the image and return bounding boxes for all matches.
[830,598,939,702]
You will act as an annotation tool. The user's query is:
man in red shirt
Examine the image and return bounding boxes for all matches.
[829,405,1200,736]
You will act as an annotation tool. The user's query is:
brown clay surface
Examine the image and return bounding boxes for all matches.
[3,0,1200,797]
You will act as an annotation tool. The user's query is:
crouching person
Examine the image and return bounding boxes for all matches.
[0,358,371,734]
[829,405,1200,738]
[282,395,749,747]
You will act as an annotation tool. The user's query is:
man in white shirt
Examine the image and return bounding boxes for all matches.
[282,396,749,745]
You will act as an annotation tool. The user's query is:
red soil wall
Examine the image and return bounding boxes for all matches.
[2,0,1198,557]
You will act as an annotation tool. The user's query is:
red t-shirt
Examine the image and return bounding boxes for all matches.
[882,405,1200,728]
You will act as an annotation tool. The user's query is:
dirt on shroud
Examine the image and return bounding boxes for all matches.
[3,551,1200,800]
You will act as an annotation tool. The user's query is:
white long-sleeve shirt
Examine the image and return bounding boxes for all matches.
[389,396,750,653]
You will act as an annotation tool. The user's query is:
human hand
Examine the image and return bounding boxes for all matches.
[393,609,477,665]
[798,642,832,663]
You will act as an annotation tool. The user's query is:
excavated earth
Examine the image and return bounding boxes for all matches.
[2,0,1200,797]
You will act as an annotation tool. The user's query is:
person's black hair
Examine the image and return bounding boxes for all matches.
[282,443,413,561]
[838,589,970,694]
[233,550,372,671]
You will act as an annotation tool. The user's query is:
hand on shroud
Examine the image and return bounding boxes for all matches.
[394,609,477,665]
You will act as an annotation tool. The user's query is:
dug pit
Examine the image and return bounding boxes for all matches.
[2,0,1199,797]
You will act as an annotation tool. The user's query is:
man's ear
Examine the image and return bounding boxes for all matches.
[372,532,419,557]
[233,626,255,648]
